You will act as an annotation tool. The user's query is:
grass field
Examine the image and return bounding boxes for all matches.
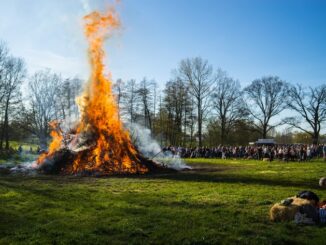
[7,141,39,151]
[1,158,326,244]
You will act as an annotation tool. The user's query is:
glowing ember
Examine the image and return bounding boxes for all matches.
[37,7,149,174]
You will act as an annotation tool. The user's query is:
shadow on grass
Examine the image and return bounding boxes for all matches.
[138,171,319,190]
[0,157,321,196]
[0,167,320,197]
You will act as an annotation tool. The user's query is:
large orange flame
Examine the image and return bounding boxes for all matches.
[37,7,148,174]
[37,121,64,164]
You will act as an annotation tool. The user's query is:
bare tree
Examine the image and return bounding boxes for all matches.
[57,80,68,120]
[0,56,26,149]
[69,77,83,119]
[158,92,163,145]
[26,70,62,148]
[113,78,125,120]
[163,78,190,145]
[212,70,245,144]
[0,41,9,104]
[152,82,158,135]
[284,84,326,144]
[188,98,197,147]
[123,79,139,124]
[137,78,155,130]
[244,76,288,138]
[177,57,215,146]
[56,77,83,122]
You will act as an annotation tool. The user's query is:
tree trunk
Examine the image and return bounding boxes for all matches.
[0,123,4,150]
[197,103,202,147]
[1,97,10,150]
[262,124,267,138]
[221,118,226,145]
[183,103,187,146]
[312,131,319,145]
[39,134,48,150]
[5,117,9,150]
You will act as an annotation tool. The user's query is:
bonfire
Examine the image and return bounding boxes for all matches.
[37,8,165,175]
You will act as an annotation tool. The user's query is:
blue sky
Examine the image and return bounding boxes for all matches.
[0,0,325,88]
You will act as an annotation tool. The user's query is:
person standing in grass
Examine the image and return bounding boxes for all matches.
[299,146,305,162]
[307,146,312,161]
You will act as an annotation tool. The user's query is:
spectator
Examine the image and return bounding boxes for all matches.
[163,144,323,162]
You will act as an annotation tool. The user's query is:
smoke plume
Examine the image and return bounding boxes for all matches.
[127,123,189,170]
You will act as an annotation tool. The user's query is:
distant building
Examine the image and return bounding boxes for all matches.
[255,139,276,145]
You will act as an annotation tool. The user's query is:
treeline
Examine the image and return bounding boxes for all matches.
[114,57,326,146]
[1,41,326,150]
[0,42,82,151]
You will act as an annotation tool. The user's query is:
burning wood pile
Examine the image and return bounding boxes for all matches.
[37,8,169,175]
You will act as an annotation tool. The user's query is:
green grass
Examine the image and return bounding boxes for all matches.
[8,141,39,151]
[1,158,326,244]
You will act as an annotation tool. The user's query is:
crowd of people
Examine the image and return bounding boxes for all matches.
[163,144,326,161]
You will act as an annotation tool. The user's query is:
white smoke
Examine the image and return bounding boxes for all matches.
[8,161,38,175]
[126,123,189,170]
[81,0,91,13]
